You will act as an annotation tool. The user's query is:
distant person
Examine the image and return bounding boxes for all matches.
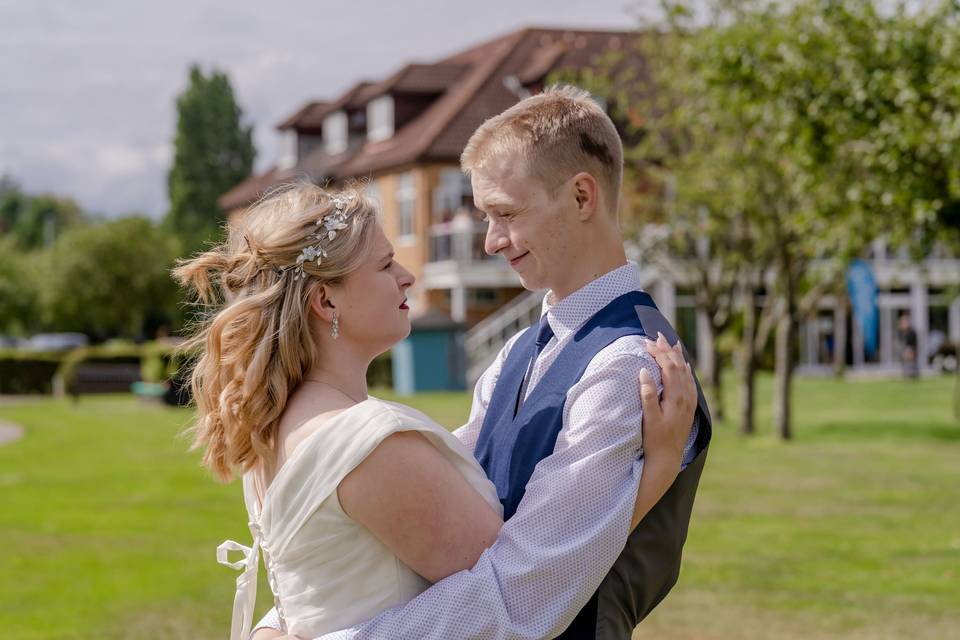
[898,313,919,378]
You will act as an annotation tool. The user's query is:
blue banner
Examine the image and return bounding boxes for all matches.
[846,259,879,358]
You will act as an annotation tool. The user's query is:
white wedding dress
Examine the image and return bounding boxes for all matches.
[217,397,502,640]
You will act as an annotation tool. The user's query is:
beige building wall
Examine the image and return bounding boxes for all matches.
[372,163,461,316]
[225,164,525,328]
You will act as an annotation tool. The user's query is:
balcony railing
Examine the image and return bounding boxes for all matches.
[428,217,495,263]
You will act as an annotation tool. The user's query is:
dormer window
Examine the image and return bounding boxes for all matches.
[367,95,395,142]
[323,111,348,154]
[277,129,298,169]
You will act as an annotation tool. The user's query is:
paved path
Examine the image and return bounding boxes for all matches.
[0,419,23,446]
[0,397,27,446]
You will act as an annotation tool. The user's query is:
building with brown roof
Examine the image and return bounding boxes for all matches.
[219,25,960,383]
[220,26,638,328]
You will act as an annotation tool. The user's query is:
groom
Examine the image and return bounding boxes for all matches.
[255,84,712,639]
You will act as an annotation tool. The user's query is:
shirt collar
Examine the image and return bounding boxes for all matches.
[540,261,642,343]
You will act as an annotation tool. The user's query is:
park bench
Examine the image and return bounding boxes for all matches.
[70,362,142,395]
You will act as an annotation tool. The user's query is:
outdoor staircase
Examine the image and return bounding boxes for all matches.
[465,289,545,385]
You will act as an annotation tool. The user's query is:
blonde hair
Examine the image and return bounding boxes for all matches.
[461,84,624,213]
[173,182,379,482]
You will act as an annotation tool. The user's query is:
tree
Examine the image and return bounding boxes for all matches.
[0,237,38,336]
[605,0,960,439]
[552,30,748,423]
[166,65,255,254]
[584,4,792,433]
[35,217,182,339]
[0,175,24,234]
[0,177,85,249]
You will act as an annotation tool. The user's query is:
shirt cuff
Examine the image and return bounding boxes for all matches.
[249,607,282,639]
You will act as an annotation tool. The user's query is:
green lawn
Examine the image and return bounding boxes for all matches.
[0,377,957,639]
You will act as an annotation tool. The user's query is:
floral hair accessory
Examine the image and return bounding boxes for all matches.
[289,195,355,280]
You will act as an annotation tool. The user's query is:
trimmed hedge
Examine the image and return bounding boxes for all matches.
[0,342,182,396]
[0,350,64,394]
[57,344,145,395]
[367,351,393,388]
[0,342,392,396]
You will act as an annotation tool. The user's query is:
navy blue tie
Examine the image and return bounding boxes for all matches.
[534,314,555,355]
[515,315,554,415]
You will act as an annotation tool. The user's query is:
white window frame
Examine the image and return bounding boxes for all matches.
[367,95,395,142]
[364,178,380,206]
[396,172,416,243]
[432,168,472,222]
[277,129,297,169]
[323,111,348,155]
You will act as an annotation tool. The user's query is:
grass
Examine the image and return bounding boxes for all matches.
[636,374,960,640]
[0,377,957,639]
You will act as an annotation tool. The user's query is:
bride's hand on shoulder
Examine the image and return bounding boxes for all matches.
[639,333,697,466]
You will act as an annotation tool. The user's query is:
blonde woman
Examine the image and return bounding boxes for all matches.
[176,184,695,640]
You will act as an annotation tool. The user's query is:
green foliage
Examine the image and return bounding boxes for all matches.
[55,343,157,395]
[0,342,182,395]
[0,350,63,394]
[366,351,394,388]
[166,65,255,254]
[34,217,182,339]
[581,0,960,436]
[634,0,960,263]
[141,341,184,383]
[0,177,85,250]
[0,236,38,335]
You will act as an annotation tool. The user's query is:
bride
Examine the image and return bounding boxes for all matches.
[174,184,694,639]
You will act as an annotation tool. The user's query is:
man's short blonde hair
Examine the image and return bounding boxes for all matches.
[461,84,623,213]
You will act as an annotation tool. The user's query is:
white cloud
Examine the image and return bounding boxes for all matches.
[0,0,637,218]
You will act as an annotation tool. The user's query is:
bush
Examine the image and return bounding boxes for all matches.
[0,237,38,336]
[367,351,393,388]
[56,345,142,394]
[0,342,185,397]
[57,342,185,396]
[34,217,182,339]
[0,341,388,398]
[0,350,64,394]
[141,342,180,383]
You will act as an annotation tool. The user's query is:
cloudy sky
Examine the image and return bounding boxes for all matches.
[0,0,654,218]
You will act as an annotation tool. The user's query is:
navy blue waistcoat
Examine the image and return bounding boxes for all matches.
[474,290,712,639]
[476,290,658,519]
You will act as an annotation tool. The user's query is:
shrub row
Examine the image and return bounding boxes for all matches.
[0,342,182,395]
[0,343,393,395]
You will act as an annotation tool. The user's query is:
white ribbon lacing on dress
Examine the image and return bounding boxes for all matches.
[217,523,262,640]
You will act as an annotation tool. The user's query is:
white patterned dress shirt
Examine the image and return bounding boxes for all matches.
[252,261,699,639]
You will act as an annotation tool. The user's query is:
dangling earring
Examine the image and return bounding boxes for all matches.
[331,312,339,340]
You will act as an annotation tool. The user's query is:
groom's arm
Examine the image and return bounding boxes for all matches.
[312,342,664,640]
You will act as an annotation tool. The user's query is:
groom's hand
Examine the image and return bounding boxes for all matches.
[640,333,697,464]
